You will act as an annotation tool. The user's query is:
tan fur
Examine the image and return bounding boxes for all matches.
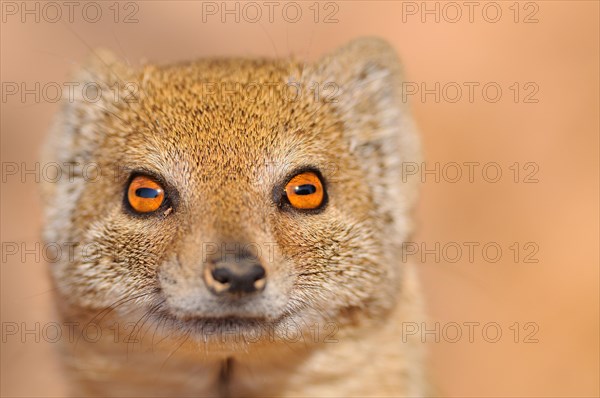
[41,37,425,396]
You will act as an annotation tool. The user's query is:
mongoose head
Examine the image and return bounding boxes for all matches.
[41,38,421,348]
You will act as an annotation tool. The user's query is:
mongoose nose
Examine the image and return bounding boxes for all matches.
[204,255,266,296]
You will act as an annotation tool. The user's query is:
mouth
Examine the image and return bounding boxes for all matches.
[138,286,310,346]
[148,306,295,345]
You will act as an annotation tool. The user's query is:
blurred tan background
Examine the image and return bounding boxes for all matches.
[1,1,598,396]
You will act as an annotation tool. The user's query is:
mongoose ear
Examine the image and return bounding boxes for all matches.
[60,48,138,129]
[309,37,421,174]
[309,37,416,150]
[57,48,136,139]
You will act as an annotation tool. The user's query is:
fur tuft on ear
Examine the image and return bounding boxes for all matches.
[307,37,422,240]
[75,48,133,86]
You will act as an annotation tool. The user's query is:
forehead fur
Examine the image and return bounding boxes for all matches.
[110,59,345,195]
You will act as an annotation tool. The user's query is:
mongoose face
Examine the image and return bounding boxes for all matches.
[42,38,421,347]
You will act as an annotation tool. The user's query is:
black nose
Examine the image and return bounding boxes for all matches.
[204,254,266,296]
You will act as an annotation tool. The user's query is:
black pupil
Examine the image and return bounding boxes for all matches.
[135,187,160,199]
[294,184,316,195]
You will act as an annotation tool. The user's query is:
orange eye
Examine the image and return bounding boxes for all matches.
[284,172,325,210]
[127,176,165,213]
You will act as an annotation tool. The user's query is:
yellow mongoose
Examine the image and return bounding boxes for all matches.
[41,37,425,397]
